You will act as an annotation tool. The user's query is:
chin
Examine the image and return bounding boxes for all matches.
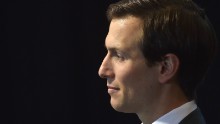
[111,99,123,112]
[110,100,133,113]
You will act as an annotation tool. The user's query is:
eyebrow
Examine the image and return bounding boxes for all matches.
[104,45,120,52]
[104,42,122,51]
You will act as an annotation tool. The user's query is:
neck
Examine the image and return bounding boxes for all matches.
[137,83,189,124]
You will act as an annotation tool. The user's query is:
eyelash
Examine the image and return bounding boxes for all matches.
[114,52,125,61]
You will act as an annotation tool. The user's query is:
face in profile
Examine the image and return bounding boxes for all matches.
[98,16,161,113]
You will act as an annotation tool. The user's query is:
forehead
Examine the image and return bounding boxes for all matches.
[105,16,144,50]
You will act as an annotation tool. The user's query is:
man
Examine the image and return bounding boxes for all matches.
[98,0,218,124]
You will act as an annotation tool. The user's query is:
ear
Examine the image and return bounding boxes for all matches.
[158,53,179,84]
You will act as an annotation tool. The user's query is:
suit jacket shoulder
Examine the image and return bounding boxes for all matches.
[179,108,206,124]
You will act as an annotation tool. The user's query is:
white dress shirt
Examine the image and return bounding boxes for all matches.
[141,100,197,124]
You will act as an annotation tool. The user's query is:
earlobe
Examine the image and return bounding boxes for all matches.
[159,54,179,84]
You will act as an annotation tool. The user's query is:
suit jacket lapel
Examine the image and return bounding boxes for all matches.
[179,108,206,124]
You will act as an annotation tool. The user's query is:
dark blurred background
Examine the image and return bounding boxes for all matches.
[2,0,220,124]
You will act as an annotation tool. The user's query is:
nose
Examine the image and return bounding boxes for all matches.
[98,55,114,79]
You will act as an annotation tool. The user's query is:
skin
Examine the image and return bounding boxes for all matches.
[98,16,188,124]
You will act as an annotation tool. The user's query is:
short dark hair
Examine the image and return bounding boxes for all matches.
[107,0,218,100]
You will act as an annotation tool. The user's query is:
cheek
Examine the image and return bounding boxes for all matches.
[116,64,148,88]
[115,66,135,82]
[122,65,157,91]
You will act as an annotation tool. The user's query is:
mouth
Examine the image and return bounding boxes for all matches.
[107,86,120,94]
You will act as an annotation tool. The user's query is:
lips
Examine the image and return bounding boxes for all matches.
[107,86,120,94]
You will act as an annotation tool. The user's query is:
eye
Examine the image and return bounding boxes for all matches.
[108,49,127,62]
[114,52,125,61]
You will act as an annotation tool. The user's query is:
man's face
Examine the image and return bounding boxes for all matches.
[98,16,161,113]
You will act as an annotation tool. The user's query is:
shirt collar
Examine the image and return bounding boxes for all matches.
[141,100,197,124]
[152,100,197,124]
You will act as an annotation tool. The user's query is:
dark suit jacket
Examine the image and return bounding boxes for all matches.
[179,108,206,124]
